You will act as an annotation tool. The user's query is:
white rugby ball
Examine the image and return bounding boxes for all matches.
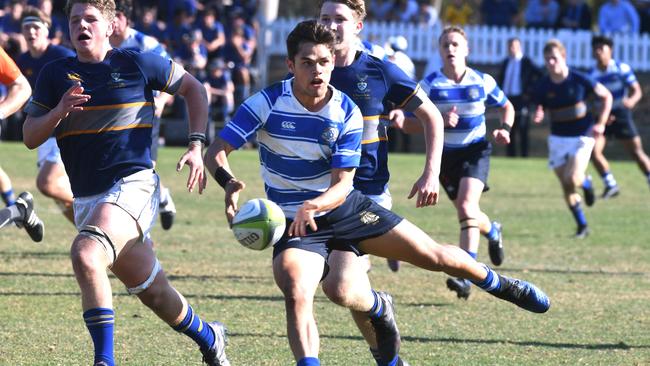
[231,198,286,250]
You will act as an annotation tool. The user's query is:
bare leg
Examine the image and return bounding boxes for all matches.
[37,161,74,223]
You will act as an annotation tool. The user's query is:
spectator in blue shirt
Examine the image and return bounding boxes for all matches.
[525,0,560,29]
[134,6,165,41]
[196,7,225,59]
[598,0,640,34]
[557,0,592,31]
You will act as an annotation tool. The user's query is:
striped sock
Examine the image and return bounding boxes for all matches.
[367,290,383,320]
[485,222,499,241]
[83,307,115,366]
[297,357,320,366]
[472,264,501,292]
[172,305,215,350]
[2,188,15,206]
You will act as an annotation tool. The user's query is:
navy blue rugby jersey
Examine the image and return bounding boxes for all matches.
[25,48,186,197]
[17,44,76,89]
[330,51,422,196]
[532,69,598,137]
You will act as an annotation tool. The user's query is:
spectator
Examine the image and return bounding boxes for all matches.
[134,6,166,41]
[598,0,640,34]
[382,0,419,22]
[481,0,519,27]
[524,0,560,29]
[223,10,256,106]
[443,0,474,26]
[38,0,68,46]
[165,7,193,54]
[176,29,208,74]
[196,7,226,59]
[411,0,439,26]
[497,37,542,157]
[0,0,26,53]
[557,0,592,31]
[203,58,234,132]
[385,35,415,79]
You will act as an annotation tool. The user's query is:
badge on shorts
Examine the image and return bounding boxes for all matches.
[359,211,379,225]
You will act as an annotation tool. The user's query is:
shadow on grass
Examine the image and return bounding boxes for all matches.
[0,251,69,258]
[497,267,647,276]
[232,331,649,351]
[0,271,269,282]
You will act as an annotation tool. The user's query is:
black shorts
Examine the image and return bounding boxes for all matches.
[605,109,639,139]
[440,140,491,200]
[272,190,403,261]
[150,115,161,162]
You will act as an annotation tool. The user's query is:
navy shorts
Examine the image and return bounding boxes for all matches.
[272,190,403,261]
[605,108,639,139]
[440,140,491,200]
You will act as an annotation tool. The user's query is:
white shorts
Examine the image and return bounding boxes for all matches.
[73,169,160,242]
[37,137,62,167]
[366,189,393,210]
[547,135,595,169]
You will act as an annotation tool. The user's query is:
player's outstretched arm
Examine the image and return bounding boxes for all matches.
[204,136,246,225]
[492,99,514,145]
[289,167,355,237]
[23,82,90,149]
[175,73,210,193]
[408,99,443,208]
[0,74,30,119]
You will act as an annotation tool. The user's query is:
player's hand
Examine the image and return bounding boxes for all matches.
[622,97,636,109]
[492,128,511,145]
[225,179,246,226]
[388,109,405,130]
[54,82,90,121]
[289,201,318,237]
[408,171,440,207]
[533,105,544,123]
[444,106,459,128]
[592,123,606,137]
[176,143,206,193]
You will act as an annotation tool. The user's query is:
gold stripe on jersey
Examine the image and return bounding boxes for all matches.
[82,101,153,111]
[161,61,175,93]
[57,123,153,139]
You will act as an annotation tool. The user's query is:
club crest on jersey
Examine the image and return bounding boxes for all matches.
[357,73,368,91]
[67,72,83,82]
[438,90,449,98]
[359,211,379,225]
[321,125,339,143]
[109,71,126,88]
[468,87,479,100]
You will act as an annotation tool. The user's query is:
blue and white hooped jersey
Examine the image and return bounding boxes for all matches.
[588,59,636,110]
[220,79,364,219]
[25,49,186,197]
[119,28,169,59]
[420,68,507,150]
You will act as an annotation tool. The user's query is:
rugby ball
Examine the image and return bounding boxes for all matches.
[231,198,286,250]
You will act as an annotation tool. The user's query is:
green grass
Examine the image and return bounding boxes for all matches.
[1,141,649,365]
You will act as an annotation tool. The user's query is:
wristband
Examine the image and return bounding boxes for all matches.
[500,124,512,133]
[213,166,235,188]
[188,132,207,144]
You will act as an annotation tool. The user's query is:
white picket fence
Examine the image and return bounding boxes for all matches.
[264,18,650,71]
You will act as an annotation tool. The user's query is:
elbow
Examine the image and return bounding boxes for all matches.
[23,136,39,150]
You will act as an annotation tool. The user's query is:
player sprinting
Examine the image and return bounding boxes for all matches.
[17,6,76,223]
[532,39,612,238]
[0,46,32,207]
[399,26,514,299]
[588,35,650,199]
[109,0,177,230]
[206,19,550,366]
[22,1,228,365]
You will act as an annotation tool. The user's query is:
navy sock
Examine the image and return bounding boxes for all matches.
[83,307,115,366]
[297,357,320,366]
[172,305,215,350]
[570,202,588,228]
[368,290,383,320]
[466,250,478,260]
[2,188,15,206]
[485,222,499,241]
[582,176,593,190]
[473,264,501,292]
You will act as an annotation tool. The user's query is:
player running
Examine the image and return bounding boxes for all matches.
[588,35,650,199]
[22,1,228,365]
[206,19,550,366]
[532,39,612,238]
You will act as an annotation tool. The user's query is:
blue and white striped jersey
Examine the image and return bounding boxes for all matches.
[420,68,507,150]
[119,28,169,59]
[220,79,364,219]
[588,59,636,110]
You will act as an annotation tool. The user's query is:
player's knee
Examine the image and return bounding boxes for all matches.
[321,280,353,306]
[36,174,55,197]
[72,225,116,271]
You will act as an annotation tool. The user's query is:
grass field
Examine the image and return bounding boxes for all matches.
[1,141,649,366]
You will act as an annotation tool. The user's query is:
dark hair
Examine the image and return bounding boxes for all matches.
[21,6,52,28]
[65,0,116,22]
[317,0,366,21]
[114,0,132,19]
[591,35,613,49]
[286,19,336,61]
